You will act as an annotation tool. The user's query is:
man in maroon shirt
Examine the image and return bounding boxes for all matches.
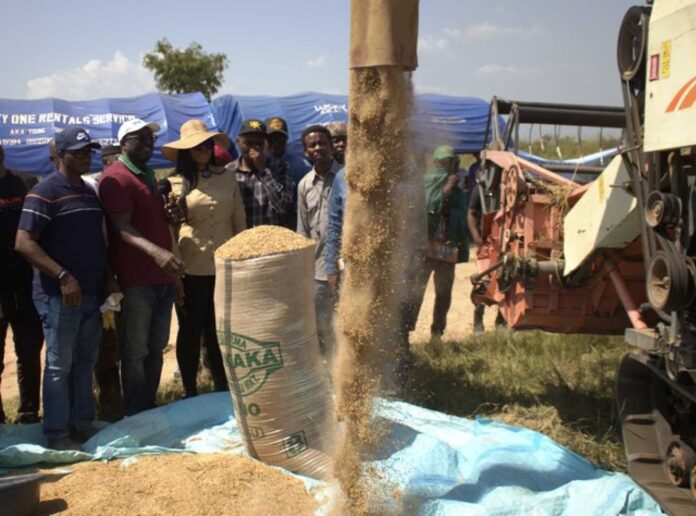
[99,119,185,416]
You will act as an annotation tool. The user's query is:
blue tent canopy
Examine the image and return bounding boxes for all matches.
[212,92,348,156]
[0,92,214,175]
[1,91,494,176]
[211,92,494,156]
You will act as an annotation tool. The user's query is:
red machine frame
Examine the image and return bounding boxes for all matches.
[472,150,649,334]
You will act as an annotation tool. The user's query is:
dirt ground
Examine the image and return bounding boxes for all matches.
[1,261,496,405]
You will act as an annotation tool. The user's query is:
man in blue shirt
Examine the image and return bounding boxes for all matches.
[15,128,107,450]
[325,168,346,292]
[327,122,347,165]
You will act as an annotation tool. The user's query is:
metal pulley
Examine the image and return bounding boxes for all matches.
[503,165,526,211]
[645,191,682,229]
[617,5,651,82]
[646,251,696,312]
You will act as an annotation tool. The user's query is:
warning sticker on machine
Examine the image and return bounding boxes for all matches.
[661,40,671,79]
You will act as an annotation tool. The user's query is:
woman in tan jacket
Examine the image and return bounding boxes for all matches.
[162,120,246,397]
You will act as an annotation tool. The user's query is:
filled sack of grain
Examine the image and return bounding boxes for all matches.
[214,225,332,479]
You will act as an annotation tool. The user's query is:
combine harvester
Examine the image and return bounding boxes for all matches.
[472,1,696,513]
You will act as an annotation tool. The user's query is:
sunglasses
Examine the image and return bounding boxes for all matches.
[125,133,157,144]
[191,140,214,151]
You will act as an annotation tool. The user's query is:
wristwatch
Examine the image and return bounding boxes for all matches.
[56,269,71,282]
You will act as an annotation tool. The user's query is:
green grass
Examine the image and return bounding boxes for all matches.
[1,395,19,423]
[3,329,627,472]
[405,329,628,472]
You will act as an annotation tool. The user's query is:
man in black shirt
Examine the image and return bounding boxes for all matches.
[0,145,43,423]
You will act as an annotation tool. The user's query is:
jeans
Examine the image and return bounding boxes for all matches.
[0,289,43,422]
[34,295,102,440]
[315,280,336,362]
[175,275,227,397]
[119,284,175,416]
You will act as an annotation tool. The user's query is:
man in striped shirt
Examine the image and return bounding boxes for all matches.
[15,127,107,450]
[227,119,293,228]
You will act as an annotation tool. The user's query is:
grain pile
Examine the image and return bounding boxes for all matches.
[38,454,317,515]
[214,225,333,479]
[215,225,313,260]
[333,64,416,513]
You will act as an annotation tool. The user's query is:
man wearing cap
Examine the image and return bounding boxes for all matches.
[297,125,342,362]
[265,117,311,230]
[266,117,311,185]
[99,119,185,416]
[15,128,106,449]
[412,146,471,352]
[0,144,43,425]
[327,122,347,165]
[227,119,294,228]
[100,144,121,170]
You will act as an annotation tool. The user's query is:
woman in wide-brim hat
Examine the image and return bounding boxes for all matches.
[162,119,247,398]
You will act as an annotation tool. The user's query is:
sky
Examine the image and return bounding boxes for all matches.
[1,0,639,106]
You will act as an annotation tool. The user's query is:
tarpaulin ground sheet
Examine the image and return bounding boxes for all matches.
[0,393,661,515]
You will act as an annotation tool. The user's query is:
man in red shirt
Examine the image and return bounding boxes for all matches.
[99,119,184,416]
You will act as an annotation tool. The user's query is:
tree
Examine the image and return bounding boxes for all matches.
[143,39,228,101]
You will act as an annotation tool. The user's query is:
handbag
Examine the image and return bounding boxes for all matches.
[426,215,459,263]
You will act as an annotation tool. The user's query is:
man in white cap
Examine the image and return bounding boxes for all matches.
[99,118,185,416]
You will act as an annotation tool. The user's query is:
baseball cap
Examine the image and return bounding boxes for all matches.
[101,144,121,157]
[237,119,267,137]
[117,118,161,142]
[433,145,455,161]
[55,128,101,152]
[265,117,288,136]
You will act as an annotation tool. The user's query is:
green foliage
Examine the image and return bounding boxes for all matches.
[143,39,228,101]
[407,330,628,471]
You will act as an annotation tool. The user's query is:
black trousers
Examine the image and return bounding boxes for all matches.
[0,289,43,422]
[175,275,228,397]
[94,328,123,422]
[412,257,456,335]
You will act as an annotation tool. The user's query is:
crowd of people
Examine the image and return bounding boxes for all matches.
[0,115,493,450]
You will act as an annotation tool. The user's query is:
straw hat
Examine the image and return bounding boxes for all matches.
[161,119,230,162]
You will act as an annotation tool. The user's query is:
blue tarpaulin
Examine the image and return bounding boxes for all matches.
[0,92,214,175]
[212,92,349,157]
[0,393,660,515]
[517,147,621,168]
[212,92,494,156]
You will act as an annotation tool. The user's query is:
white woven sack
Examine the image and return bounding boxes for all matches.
[214,243,332,479]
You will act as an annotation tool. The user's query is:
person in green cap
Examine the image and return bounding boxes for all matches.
[413,145,470,353]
